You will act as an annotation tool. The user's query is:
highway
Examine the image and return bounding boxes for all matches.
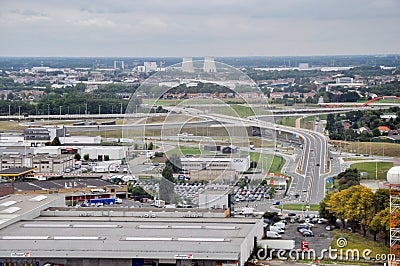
[187,110,331,204]
[53,104,333,204]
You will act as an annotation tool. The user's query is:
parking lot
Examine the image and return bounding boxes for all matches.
[266,217,334,255]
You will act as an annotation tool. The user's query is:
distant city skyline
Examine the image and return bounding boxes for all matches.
[0,0,400,57]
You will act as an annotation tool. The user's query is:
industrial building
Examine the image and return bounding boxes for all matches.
[181,155,250,172]
[0,153,74,174]
[198,188,231,210]
[33,146,125,161]
[0,194,263,266]
[24,127,65,146]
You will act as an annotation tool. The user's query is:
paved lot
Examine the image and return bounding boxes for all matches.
[14,178,113,192]
[275,220,333,255]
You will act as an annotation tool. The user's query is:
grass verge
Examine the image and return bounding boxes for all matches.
[350,161,394,180]
[281,203,319,211]
[330,230,389,260]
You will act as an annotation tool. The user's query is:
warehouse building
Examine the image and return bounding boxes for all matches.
[34,146,125,161]
[181,155,250,173]
[0,153,74,173]
[0,194,263,266]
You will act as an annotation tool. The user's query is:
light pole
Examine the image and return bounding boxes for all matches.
[120,103,123,115]
[98,105,101,115]
[59,106,62,116]
[18,106,21,118]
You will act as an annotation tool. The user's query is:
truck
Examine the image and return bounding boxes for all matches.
[89,198,116,205]
[152,199,165,208]
[269,226,284,234]
[93,166,108,173]
[258,239,295,250]
[266,231,282,239]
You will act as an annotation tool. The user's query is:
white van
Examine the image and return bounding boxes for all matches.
[269,226,284,234]
[266,231,282,239]
[273,222,286,230]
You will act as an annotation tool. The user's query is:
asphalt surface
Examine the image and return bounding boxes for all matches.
[13,178,113,192]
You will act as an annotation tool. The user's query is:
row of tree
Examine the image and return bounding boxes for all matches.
[320,186,390,243]
[326,107,400,141]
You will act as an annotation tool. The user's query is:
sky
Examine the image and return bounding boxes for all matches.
[0,0,399,57]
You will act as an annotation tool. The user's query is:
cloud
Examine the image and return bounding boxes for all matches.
[0,0,399,56]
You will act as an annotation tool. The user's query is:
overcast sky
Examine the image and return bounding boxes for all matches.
[0,0,399,57]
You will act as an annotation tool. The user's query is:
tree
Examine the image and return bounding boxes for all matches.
[162,164,174,182]
[325,189,352,228]
[128,185,152,199]
[74,153,81,161]
[373,189,389,213]
[166,154,182,173]
[83,154,89,161]
[319,193,337,225]
[344,185,374,236]
[148,142,154,150]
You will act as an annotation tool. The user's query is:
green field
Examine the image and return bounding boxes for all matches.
[350,161,394,180]
[250,152,285,174]
[300,116,315,130]
[166,146,203,156]
[332,141,400,158]
[278,116,297,127]
[330,230,390,259]
[281,203,319,211]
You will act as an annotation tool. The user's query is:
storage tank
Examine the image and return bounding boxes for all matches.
[387,166,400,184]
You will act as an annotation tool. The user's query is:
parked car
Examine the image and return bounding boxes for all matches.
[302,231,314,237]
[297,225,312,232]
[273,222,286,230]
[266,231,282,239]
[325,225,335,231]
[269,226,284,234]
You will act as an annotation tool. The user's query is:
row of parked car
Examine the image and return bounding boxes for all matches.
[265,219,286,239]
[297,222,315,237]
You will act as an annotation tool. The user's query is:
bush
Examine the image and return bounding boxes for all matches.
[74,153,81,161]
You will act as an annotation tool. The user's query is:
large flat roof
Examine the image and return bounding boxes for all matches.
[0,216,260,260]
[0,194,64,229]
[0,197,263,261]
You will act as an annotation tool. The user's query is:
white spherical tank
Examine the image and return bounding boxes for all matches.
[387,166,400,184]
